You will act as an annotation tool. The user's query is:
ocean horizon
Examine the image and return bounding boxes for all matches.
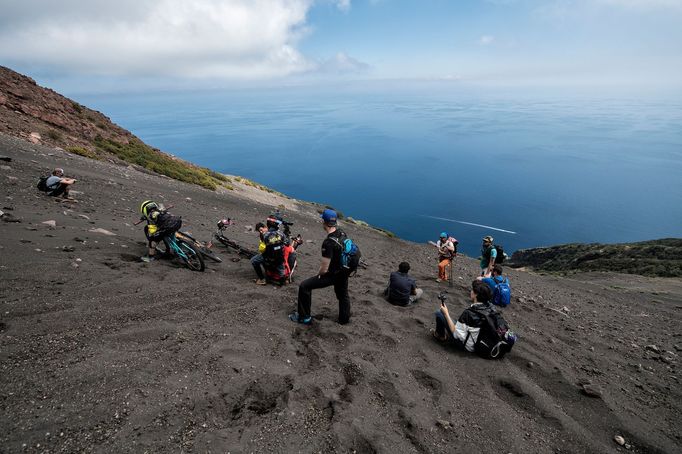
[76,84,682,257]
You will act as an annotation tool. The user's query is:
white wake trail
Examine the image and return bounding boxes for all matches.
[421,215,517,234]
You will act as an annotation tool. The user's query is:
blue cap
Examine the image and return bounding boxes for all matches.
[440,232,447,238]
[321,209,337,224]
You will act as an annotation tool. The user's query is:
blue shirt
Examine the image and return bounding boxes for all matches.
[482,275,506,292]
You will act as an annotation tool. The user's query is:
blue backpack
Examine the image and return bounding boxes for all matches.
[332,233,361,275]
[492,277,511,307]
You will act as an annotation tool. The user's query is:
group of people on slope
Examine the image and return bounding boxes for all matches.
[250,215,301,286]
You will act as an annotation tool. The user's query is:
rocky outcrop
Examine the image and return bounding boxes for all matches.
[508,238,682,277]
[0,66,133,150]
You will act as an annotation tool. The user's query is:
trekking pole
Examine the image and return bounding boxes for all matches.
[449,259,453,287]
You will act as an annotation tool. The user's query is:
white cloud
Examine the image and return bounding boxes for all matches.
[597,0,682,9]
[335,0,352,12]
[317,52,369,73]
[0,0,318,79]
[479,35,496,45]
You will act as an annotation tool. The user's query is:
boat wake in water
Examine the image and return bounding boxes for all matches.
[421,215,517,234]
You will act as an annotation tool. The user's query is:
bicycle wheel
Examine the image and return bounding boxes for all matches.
[176,239,205,272]
[199,245,222,263]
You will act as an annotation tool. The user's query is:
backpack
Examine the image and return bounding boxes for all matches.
[453,304,516,359]
[155,212,182,234]
[448,237,459,259]
[494,245,505,264]
[262,230,286,267]
[331,232,361,275]
[484,244,505,264]
[491,277,511,307]
[37,176,49,192]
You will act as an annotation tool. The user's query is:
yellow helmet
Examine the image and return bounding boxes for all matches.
[140,200,159,218]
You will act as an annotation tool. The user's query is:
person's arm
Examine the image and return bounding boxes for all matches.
[446,241,455,252]
[318,256,331,276]
[61,177,76,185]
[440,303,457,333]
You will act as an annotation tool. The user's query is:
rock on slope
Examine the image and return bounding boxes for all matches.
[1,133,681,453]
[508,239,682,278]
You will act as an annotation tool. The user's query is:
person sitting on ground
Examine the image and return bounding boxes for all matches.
[261,215,289,284]
[478,264,511,307]
[479,264,506,292]
[384,261,423,306]
[250,222,268,285]
[432,280,492,345]
[435,232,455,283]
[480,235,497,277]
[139,200,182,263]
[46,168,76,199]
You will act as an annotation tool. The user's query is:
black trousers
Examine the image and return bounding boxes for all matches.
[48,183,69,197]
[298,272,350,324]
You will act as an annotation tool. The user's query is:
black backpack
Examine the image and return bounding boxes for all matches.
[470,304,514,359]
[155,212,182,234]
[262,230,286,267]
[37,176,49,192]
[494,245,505,264]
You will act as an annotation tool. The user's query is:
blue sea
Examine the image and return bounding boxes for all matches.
[77,84,682,257]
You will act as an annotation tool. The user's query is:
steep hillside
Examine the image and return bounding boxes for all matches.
[508,239,682,277]
[0,66,226,189]
[1,133,681,453]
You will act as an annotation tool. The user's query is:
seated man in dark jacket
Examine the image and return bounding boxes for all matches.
[384,261,423,306]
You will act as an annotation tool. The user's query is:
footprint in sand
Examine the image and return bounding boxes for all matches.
[410,369,443,400]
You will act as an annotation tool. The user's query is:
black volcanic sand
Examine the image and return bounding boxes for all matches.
[1,133,681,453]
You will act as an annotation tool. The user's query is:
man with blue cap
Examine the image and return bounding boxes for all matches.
[289,208,352,325]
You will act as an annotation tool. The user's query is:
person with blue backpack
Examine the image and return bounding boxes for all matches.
[289,209,360,325]
[479,264,512,307]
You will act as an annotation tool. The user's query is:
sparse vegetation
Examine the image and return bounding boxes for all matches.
[93,137,224,190]
[508,238,682,278]
[71,102,83,114]
[66,146,99,159]
[46,129,62,141]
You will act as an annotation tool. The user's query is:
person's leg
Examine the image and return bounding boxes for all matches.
[409,288,424,304]
[438,259,449,280]
[434,311,452,340]
[49,183,67,197]
[334,273,351,324]
[251,254,265,280]
[297,273,334,320]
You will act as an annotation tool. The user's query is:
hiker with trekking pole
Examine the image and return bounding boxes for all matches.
[429,232,458,286]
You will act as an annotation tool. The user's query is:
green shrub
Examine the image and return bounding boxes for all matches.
[71,102,83,114]
[46,130,62,141]
[93,137,222,190]
[66,146,99,159]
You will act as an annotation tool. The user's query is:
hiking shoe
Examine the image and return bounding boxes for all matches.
[140,255,156,263]
[254,279,267,285]
[289,312,312,325]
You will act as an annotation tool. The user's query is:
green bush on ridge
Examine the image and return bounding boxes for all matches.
[93,137,223,190]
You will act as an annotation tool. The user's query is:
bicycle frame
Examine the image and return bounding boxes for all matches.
[164,233,189,261]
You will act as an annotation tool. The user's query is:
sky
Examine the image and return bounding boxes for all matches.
[0,0,681,93]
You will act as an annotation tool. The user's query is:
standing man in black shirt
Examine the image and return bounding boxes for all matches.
[289,209,351,325]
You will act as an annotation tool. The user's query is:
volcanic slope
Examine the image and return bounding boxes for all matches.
[0,134,680,453]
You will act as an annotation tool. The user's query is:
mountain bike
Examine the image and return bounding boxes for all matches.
[162,232,205,272]
[175,230,222,263]
[214,219,257,258]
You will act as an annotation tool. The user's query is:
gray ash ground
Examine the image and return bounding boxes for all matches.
[1,133,680,453]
